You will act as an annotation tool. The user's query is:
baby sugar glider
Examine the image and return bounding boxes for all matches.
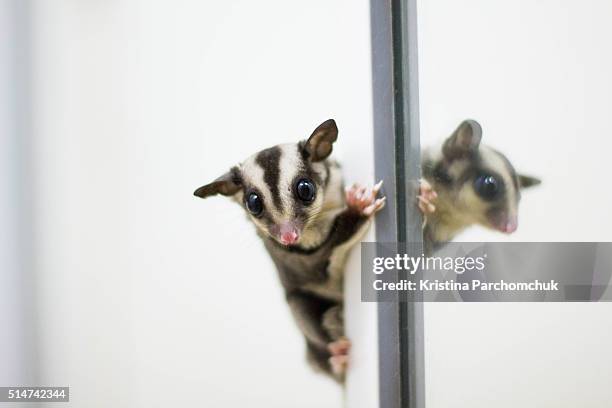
[194,119,385,382]
[418,119,540,253]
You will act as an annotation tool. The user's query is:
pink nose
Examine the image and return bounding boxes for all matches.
[280,231,298,245]
[505,221,518,233]
[492,214,518,234]
[500,217,518,234]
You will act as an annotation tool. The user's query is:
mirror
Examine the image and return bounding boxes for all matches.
[418,0,612,406]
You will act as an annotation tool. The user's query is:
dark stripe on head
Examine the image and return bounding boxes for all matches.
[432,161,454,186]
[421,156,435,179]
[490,148,519,191]
[298,140,310,161]
[455,151,483,186]
[230,166,242,185]
[296,144,323,185]
[255,146,283,210]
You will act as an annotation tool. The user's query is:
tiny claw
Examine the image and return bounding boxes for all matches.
[373,180,384,194]
[363,197,386,216]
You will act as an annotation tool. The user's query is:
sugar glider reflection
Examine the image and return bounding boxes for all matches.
[194,119,385,382]
[418,120,540,252]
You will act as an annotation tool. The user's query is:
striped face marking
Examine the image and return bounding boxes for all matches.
[423,131,525,235]
[255,146,282,211]
[193,119,345,247]
[236,143,336,247]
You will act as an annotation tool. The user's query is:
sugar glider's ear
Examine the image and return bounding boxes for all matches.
[300,119,338,162]
[442,119,482,159]
[194,167,241,199]
[517,174,541,189]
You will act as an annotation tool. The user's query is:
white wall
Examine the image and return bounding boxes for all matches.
[22,1,611,406]
[29,1,376,407]
[418,0,612,406]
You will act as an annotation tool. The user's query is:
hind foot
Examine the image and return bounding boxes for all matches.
[328,338,351,376]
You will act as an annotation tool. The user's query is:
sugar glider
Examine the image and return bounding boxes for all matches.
[418,119,540,252]
[194,119,385,382]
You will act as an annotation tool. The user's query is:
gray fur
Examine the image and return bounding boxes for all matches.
[195,119,371,382]
[422,120,541,252]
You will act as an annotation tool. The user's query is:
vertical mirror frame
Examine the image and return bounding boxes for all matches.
[370,0,425,407]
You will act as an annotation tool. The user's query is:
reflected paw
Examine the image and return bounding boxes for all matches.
[418,179,437,215]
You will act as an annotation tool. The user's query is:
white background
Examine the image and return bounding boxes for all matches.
[17,1,376,407]
[418,0,612,406]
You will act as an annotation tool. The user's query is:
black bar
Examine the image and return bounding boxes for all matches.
[370,0,425,407]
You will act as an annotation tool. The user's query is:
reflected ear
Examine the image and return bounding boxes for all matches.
[518,174,541,189]
[194,167,241,199]
[300,119,338,162]
[442,119,482,159]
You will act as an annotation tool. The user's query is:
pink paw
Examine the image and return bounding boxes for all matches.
[418,179,437,215]
[328,338,351,376]
[345,181,386,217]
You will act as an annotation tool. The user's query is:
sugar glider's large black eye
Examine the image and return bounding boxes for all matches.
[474,174,501,200]
[295,179,316,203]
[246,192,263,216]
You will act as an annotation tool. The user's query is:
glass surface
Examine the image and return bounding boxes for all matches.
[418,1,612,406]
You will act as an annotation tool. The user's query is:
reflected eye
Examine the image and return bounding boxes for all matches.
[295,179,316,203]
[246,192,263,215]
[474,175,501,200]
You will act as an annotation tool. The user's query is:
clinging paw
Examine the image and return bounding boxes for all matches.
[418,179,437,215]
[327,338,351,376]
[327,337,351,356]
[345,181,386,216]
